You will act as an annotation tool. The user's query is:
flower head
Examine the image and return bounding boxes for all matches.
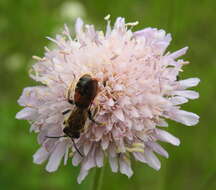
[16,17,199,183]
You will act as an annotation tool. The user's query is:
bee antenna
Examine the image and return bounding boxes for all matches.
[46,135,67,139]
[71,138,84,157]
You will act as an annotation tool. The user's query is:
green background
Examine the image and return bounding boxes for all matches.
[0,0,215,189]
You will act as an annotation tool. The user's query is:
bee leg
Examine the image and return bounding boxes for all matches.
[71,138,83,157]
[68,99,74,105]
[62,109,71,115]
[46,135,67,138]
[88,109,105,126]
[66,80,75,105]
[88,109,99,124]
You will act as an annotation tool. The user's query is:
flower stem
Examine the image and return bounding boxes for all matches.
[92,166,105,190]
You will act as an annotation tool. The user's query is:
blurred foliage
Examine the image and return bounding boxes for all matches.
[0,0,216,189]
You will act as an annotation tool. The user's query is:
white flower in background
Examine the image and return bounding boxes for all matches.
[16,16,200,184]
[60,1,86,20]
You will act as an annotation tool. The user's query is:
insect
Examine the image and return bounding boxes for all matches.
[46,74,101,157]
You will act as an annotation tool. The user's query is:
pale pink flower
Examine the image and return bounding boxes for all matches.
[16,17,200,183]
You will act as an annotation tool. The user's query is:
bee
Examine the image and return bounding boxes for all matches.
[47,74,101,157]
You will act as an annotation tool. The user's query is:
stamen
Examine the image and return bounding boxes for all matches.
[104,14,111,20]
[126,142,145,153]
[125,21,139,27]
[126,147,144,153]
[32,55,46,61]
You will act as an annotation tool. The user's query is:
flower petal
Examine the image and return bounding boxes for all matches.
[46,141,67,172]
[83,141,92,156]
[33,147,49,164]
[144,149,161,170]
[95,149,104,167]
[16,107,38,120]
[173,90,199,99]
[172,110,199,126]
[133,152,147,163]
[178,78,200,89]
[119,157,133,177]
[72,152,83,166]
[75,17,83,35]
[77,169,89,184]
[113,109,125,121]
[155,129,180,146]
[169,96,188,105]
[169,47,188,59]
[109,156,118,172]
[147,141,169,158]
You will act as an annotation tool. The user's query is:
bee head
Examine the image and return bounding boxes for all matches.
[63,127,80,139]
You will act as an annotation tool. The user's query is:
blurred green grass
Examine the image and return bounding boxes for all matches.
[0,0,216,189]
